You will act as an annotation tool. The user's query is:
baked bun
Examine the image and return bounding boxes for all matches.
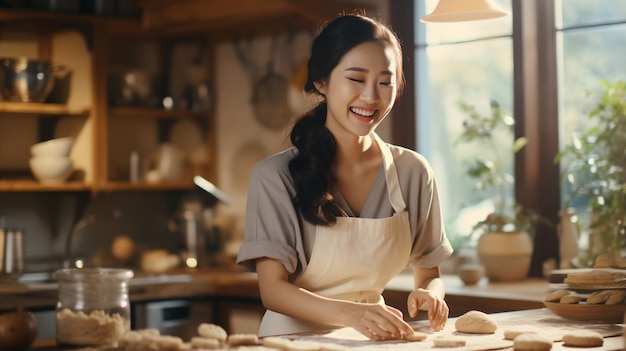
[455,310,498,334]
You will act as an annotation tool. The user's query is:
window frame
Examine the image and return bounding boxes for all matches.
[389,0,560,276]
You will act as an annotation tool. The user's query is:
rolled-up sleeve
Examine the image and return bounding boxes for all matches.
[236,149,302,274]
[392,147,453,268]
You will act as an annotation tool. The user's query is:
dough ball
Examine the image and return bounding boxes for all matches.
[227,333,259,346]
[190,336,221,349]
[513,333,553,351]
[197,323,228,342]
[562,331,603,347]
[544,289,569,302]
[404,331,428,341]
[559,295,582,304]
[455,310,498,334]
[594,253,616,268]
[142,334,184,350]
[503,328,537,340]
[262,336,292,349]
[433,336,467,348]
[604,290,626,305]
[111,235,135,260]
[586,291,609,305]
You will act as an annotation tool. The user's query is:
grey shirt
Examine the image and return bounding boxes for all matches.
[236,143,453,282]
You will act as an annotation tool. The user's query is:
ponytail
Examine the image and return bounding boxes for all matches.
[289,102,344,225]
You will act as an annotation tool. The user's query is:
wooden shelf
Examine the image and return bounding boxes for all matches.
[109,106,209,119]
[136,0,375,39]
[99,181,195,191]
[0,180,90,192]
[0,8,98,24]
[0,102,90,117]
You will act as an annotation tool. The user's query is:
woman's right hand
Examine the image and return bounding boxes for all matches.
[344,303,414,340]
[257,258,414,340]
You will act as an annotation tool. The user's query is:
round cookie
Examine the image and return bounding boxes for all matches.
[405,332,428,341]
[559,295,582,304]
[433,336,467,348]
[455,310,498,334]
[513,333,552,351]
[142,334,184,350]
[594,253,616,268]
[198,323,228,342]
[190,336,221,349]
[262,336,292,349]
[562,331,604,347]
[604,290,626,305]
[503,328,537,340]
[586,291,609,305]
[228,334,259,346]
[545,289,569,302]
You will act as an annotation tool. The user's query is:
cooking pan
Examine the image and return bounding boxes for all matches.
[233,36,293,130]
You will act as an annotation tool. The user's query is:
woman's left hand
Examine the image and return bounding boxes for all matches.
[406,288,448,331]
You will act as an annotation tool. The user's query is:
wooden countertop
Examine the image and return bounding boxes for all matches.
[1,270,550,313]
[0,269,261,311]
[286,309,624,351]
[387,273,550,301]
[384,273,549,317]
[31,309,625,350]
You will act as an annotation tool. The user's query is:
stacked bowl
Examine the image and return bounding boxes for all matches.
[29,137,74,183]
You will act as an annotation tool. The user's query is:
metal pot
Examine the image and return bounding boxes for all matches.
[0,227,24,282]
[0,57,66,103]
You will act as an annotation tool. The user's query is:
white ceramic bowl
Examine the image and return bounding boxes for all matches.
[29,156,73,183]
[30,137,74,157]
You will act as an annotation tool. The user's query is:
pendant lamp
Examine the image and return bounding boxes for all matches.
[421,0,510,23]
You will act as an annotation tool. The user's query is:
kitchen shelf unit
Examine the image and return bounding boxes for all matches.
[0,1,377,194]
[0,8,216,194]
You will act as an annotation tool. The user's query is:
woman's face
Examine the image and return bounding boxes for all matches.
[317,41,398,139]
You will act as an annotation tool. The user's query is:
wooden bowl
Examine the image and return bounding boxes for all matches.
[544,301,626,323]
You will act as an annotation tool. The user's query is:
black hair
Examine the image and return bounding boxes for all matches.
[288,13,405,225]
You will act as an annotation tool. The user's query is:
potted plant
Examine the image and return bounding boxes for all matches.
[456,100,541,281]
[555,79,626,267]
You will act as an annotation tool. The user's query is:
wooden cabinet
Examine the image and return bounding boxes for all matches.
[0,9,216,193]
[0,1,374,194]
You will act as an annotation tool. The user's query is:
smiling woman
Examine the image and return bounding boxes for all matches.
[236,12,453,340]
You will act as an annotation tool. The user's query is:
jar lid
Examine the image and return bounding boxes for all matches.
[53,268,134,282]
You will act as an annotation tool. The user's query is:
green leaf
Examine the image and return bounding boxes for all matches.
[513,137,528,153]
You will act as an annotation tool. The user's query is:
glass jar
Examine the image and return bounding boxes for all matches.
[53,268,133,347]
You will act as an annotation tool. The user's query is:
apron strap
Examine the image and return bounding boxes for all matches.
[373,133,406,214]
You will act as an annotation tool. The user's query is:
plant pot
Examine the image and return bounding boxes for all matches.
[476,231,533,281]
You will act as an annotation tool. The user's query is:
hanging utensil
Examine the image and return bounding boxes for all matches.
[233,35,293,130]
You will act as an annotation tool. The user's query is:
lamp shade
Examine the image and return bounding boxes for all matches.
[421,0,510,23]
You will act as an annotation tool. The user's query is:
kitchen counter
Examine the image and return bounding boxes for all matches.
[384,273,548,317]
[0,268,261,311]
[1,270,549,314]
[287,308,624,351]
[30,309,624,350]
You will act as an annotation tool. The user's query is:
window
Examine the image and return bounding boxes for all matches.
[556,0,626,243]
[392,0,626,273]
[414,0,514,248]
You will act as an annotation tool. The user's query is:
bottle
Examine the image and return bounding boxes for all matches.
[53,268,133,347]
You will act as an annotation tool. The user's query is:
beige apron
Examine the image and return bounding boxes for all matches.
[258,134,412,336]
